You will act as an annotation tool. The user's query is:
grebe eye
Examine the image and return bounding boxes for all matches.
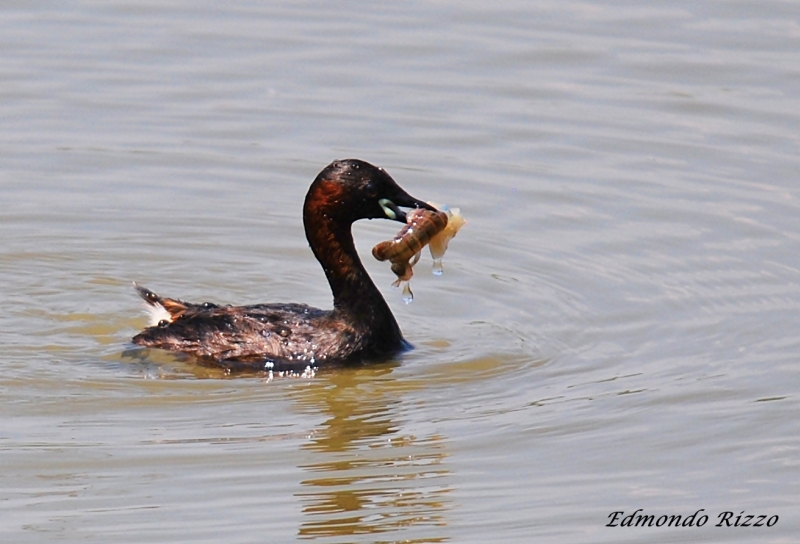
[365,182,378,198]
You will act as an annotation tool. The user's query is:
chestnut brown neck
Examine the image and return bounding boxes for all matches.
[303,181,405,351]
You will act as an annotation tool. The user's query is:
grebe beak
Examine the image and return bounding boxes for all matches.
[379,192,437,223]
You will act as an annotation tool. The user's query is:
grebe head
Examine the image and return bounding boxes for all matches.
[306,159,435,225]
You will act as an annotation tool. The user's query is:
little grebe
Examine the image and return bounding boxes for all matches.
[132,159,435,372]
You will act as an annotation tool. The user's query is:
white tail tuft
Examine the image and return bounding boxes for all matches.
[144,302,172,326]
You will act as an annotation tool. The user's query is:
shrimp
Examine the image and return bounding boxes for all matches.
[373,204,465,302]
[372,208,448,282]
[423,204,466,275]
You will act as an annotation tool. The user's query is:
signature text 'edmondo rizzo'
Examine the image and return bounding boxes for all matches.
[606,510,778,528]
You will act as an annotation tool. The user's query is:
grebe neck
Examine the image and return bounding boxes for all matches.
[303,205,403,346]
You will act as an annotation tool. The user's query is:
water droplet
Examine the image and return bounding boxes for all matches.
[432,259,443,276]
[401,282,414,304]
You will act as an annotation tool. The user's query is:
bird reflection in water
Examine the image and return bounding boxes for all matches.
[290,365,452,541]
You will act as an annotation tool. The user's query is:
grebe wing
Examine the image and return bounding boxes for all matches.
[133,286,334,366]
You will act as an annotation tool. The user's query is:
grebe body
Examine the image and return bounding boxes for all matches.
[132,159,434,371]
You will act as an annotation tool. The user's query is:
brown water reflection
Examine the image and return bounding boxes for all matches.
[291,366,451,541]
